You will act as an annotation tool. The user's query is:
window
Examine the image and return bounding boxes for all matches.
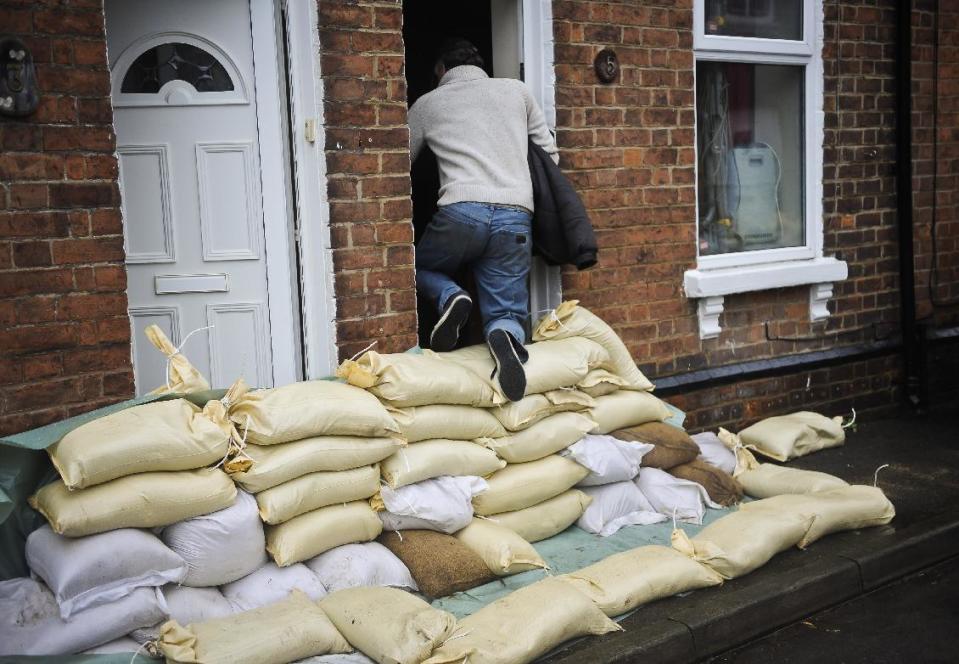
[121,43,234,94]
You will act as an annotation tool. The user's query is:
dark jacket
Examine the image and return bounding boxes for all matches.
[528,139,598,270]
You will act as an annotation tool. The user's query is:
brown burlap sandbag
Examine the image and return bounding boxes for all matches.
[611,422,699,469]
[668,459,744,507]
[378,530,495,599]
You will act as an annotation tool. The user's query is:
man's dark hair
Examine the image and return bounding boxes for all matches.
[435,38,484,70]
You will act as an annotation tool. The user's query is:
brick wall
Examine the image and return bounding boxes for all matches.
[0,0,132,437]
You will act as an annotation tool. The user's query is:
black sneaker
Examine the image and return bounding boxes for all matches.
[487,329,527,402]
[430,292,472,352]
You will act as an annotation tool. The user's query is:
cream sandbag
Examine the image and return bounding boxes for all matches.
[227,436,404,493]
[337,349,502,407]
[740,486,895,547]
[228,378,399,445]
[490,390,595,431]
[266,501,383,566]
[424,577,621,664]
[490,490,592,542]
[29,468,237,537]
[454,518,548,576]
[48,398,231,490]
[321,586,456,664]
[390,404,506,443]
[588,390,672,434]
[559,545,723,617]
[472,455,589,516]
[145,324,211,395]
[577,368,629,397]
[534,300,655,391]
[380,440,505,489]
[738,411,846,462]
[256,465,381,525]
[671,508,814,579]
[479,412,596,464]
[158,590,351,664]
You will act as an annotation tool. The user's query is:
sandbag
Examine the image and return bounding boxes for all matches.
[668,459,743,507]
[479,412,596,464]
[30,468,237,537]
[380,440,505,489]
[390,405,506,443]
[378,530,495,599]
[489,490,591,542]
[374,476,487,534]
[267,501,383,566]
[145,324,211,395]
[472,455,589,516]
[738,411,846,462]
[296,655,376,664]
[533,300,655,391]
[671,508,814,579]
[691,431,737,474]
[588,390,671,434]
[159,590,351,664]
[131,585,235,644]
[305,542,417,593]
[0,578,165,656]
[577,481,666,536]
[577,368,629,397]
[560,545,723,617]
[635,467,720,525]
[228,436,404,493]
[337,349,502,407]
[490,390,594,431]
[161,490,266,586]
[83,636,143,654]
[256,465,381,525]
[611,422,699,469]
[228,378,400,445]
[320,586,456,664]
[221,561,327,612]
[424,577,621,664]
[454,518,548,576]
[48,398,231,490]
[561,433,652,486]
[740,486,895,547]
[739,464,850,498]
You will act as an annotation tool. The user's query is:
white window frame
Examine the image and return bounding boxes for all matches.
[685,0,847,339]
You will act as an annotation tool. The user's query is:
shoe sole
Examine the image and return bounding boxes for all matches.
[488,330,526,402]
[430,294,472,352]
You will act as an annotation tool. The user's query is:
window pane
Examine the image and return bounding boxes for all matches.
[696,62,805,256]
[121,43,234,94]
[704,0,802,40]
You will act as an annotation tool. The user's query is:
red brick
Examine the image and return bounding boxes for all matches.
[12,241,52,267]
[51,236,125,265]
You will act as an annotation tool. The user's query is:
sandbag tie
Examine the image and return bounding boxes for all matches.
[164,325,213,391]
[873,463,890,488]
[842,407,857,430]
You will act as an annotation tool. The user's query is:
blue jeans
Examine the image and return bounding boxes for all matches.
[415,202,532,344]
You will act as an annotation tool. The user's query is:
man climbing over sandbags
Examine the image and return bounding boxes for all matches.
[408,38,560,402]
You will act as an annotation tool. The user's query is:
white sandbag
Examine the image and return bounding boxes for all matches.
[559,545,723,617]
[320,586,456,664]
[25,524,186,620]
[454,518,549,576]
[472,455,589,516]
[577,368,629,397]
[390,404,506,442]
[490,390,594,431]
[0,578,165,656]
[588,390,672,434]
[671,508,814,579]
[740,486,895,547]
[221,561,327,612]
[577,481,667,536]
[380,439,505,489]
[83,636,143,654]
[159,590,351,664]
[374,476,487,534]
[160,490,266,587]
[305,542,417,592]
[131,585,235,644]
[635,467,720,525]
[267,501,383,566]
[737,411,846,462]
[337,349,502,407]
[479,412,596,463]
[490,490,592,542]
[257,465,381,525]
[424,577,621,664]
[533,300,655,391]
[691,431,737,475]
[561,433,652,486]
[228,436,404,493]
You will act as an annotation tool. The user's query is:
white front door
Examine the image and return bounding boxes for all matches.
[106,0,297,393]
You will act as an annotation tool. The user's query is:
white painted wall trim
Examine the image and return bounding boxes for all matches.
[684,256,848,298]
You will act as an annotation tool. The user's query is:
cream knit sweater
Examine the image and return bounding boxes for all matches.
[408,65,559,211]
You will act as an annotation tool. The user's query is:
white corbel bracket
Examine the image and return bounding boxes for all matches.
[697,296,724,340]
[809,282,834,321]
